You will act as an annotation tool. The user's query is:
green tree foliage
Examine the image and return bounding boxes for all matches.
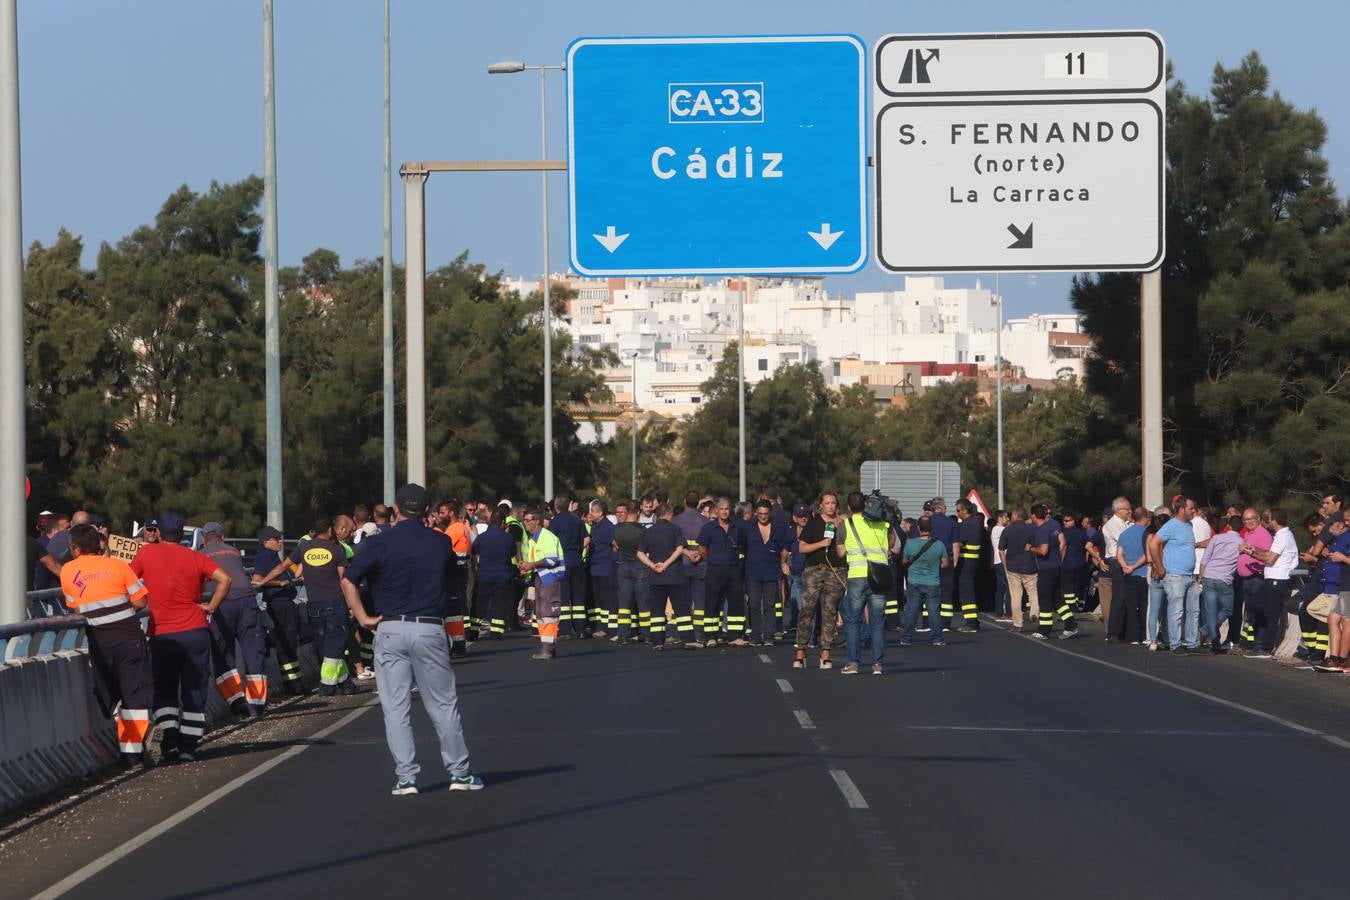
[24,230,127,508]
[1072,53,1350,509]
[24,180,613,533]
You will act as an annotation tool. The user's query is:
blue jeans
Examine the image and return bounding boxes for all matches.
[786,574,804,633]
[1200,578,1235,643]
[1146,578,1167,643]
[1164,573,1200,649]
[902,582,942,642]
[994,566,1010,616]
[843,578,886,665]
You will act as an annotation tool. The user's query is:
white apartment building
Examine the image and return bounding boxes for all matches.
[514,273,1089,424]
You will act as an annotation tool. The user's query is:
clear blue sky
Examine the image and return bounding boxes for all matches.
[15,0,1349,319]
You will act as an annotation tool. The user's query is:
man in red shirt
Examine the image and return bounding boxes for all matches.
[131,511,230,763]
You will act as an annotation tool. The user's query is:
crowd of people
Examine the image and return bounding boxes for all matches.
[25,484,1348,790]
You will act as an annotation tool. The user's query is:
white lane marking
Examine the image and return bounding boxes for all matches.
[794,709,816,730]
[775,678,794,694]
[34,698,378,899]
[980,614,1350,753]
[758,653,772,664]
[829,769,869,809]
[905,725,1289,738]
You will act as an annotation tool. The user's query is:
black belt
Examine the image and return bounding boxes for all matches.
[387,614,443,625]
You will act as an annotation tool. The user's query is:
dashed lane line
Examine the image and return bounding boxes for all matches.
[775,678,794,694]
[758,653,772,664]
[829,769,870,809]
[794,709,816,730]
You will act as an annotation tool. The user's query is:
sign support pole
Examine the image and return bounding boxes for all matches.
[262,0,283,531]
[995,274,1004,510]
[738,278,748,503]
[381,0,395,504]
[1140,268,1163,509]
[402,170,428,487]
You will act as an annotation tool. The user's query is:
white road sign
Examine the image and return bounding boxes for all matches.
[873,30,1165,272]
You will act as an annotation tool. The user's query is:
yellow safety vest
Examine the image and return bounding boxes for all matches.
[842,514,890,580]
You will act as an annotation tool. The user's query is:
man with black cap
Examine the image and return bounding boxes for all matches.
[131,511,231,763]
[252,525,304,695]
[341,483,483,796]
[201,522,269,718]
[255,517,354,696]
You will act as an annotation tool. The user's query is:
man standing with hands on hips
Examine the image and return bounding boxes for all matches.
[340,483,484,796]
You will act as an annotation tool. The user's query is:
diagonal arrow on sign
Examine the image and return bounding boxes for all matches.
[593,226,629,253]
[808,223,843,250]
[1006,222,1033,249]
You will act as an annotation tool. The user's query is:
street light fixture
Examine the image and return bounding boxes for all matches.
[488,58,564,502]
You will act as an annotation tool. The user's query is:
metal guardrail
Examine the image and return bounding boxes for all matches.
[9,561,271,662]
[0,614,87,661]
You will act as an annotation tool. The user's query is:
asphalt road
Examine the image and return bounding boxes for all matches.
[7,616,1350,900]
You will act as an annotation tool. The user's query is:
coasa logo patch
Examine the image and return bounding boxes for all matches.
[303,548,334,566]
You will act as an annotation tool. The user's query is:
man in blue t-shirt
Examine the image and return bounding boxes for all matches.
[1154,496,1200,652]
[901,516,949,646]
[1114,507,1152,644]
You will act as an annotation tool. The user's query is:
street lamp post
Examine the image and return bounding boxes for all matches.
[1,0,28,625]
[629,351,639,498]
[489,60,563,503]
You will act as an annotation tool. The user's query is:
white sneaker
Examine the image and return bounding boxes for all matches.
[356,670,376,682]
[871,663,883,676]
[1147,641,1159,651]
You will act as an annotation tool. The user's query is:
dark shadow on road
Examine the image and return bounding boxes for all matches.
[456,658,704,695]
[166,757,818,898]
[201,738,337,761]
[417,764,575,792]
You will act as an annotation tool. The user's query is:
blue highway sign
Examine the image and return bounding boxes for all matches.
[567,35,867,276]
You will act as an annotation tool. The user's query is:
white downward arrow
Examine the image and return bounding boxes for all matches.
[593,225,629,253]
[808,223,843,250]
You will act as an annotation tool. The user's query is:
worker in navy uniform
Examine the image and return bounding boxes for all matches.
[252,525,305,695]
[698,498,748,645]
[548,494,590,638]
[639,504,701,649]
[340,483,484,796]
[926,498,959,629]
[254,518,355,696]
[952,500,984,632]
[201,522,270,717]
[672,490,709,640]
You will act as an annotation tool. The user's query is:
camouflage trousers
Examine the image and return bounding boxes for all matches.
[797,564,845,649]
